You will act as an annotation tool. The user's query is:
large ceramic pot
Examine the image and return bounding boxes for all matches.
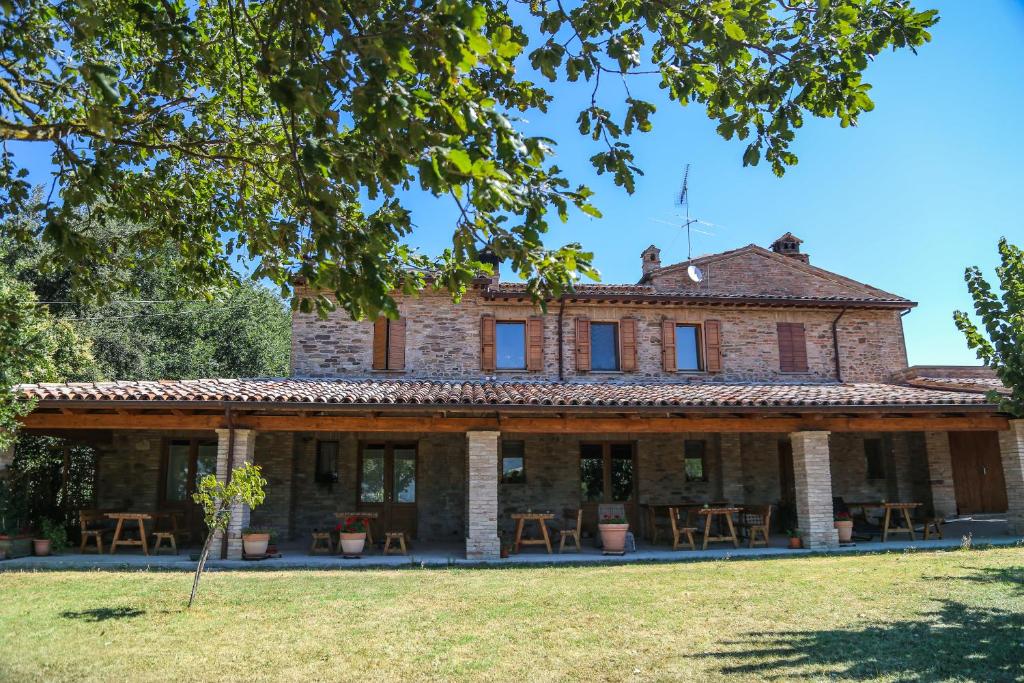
[339,532,367,555]
[598,523,629,554]
[33,538,52,556]
[834,520,854,544]
[242,533,270,557]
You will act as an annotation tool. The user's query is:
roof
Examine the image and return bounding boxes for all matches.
[14,378,995,410]
[901,365,1010,396]
[484,282,913,309]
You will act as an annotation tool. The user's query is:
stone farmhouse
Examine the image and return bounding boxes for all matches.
[11,233,1023,559]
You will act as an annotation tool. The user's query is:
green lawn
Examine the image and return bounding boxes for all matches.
[1,548,1022,682]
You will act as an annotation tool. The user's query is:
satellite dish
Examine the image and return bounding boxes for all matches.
[687,264,704,283]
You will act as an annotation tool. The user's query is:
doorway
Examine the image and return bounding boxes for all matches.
[160,438,218,543]
[948,432,1008,514]
[579,442,637,534]
[357,443,418,538]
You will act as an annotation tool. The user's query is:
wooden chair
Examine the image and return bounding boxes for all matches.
[922,517,943,540]
[557,509,583,553]
[383,531,408,555]
[740,504,773,548]
[79,510,107,554]
[310,531,334,555]
[667,507,696,551]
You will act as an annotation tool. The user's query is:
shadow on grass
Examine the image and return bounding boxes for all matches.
[61,607,145,622]
[958,565,1024,595]
[703,600,1023,681]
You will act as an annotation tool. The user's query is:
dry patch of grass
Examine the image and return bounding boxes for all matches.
[1,547,1022,682]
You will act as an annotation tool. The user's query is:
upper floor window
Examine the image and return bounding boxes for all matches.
[676,324,702,371]
[496,321,526,370]
[590,322,619,371]
[777,322,808,373]
[372,317,406,371]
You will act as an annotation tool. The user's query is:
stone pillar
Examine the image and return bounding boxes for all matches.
[998,420,1024,536]
[215,428,257,560]
[465,431,500,560]
[719,433,745,504]
[924,431,957,519]
[791,431,838,550]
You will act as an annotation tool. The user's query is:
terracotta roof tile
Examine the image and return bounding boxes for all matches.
[14,378,993,409]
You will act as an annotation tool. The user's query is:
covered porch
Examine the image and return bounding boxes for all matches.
[9,390,1024,563]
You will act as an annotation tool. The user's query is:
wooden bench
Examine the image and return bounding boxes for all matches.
[382,532,407,556]
[152,532,178,555]
[310,531,334,555]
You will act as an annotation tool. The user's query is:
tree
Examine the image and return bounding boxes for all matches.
[1,0,939,318]
[189,462,266,608]
[953,238,1024,417]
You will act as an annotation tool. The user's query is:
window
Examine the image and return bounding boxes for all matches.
[684,440,707,482]
[864,438,885,480]
[162,439,217,504]
[580,444,604,502]
[501,441,526,483]
[496,322,526,370]
[372,317,406,370]
[676,324,702,371]
[590,322,619,371]
[580,443,635,503]
[777,322,808,373]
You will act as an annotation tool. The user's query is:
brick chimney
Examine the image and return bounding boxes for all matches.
[641,245,661,276]
[478,248,500,284]
[770,232,808,264]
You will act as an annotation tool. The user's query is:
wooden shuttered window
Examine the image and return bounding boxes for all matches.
[777,322,808,373]
[575,318,591,372]
[619,318,637,372]
[372,317,406,370]
[704,319,723,373]
[480,315,496,372]
[661,320,677,372]
[526,316,544,372]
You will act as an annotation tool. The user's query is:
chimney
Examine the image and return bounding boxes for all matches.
[770,232,808,264]
[478,248,500,284]
[641,245,662,276]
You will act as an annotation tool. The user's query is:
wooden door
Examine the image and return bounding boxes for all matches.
[778,440,795,504]
[949,432,1008,514]
[160,438,218,542]
[357,443,418,539]
[579,442,637,535]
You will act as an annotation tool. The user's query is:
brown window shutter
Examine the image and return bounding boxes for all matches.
[777,322,807,372]
[387,318,406,370]
[526,316,544,372]
[619,318,637,372]
[661,320,677,372]
[575,318,591,372]
[704,319,723,373]
[372,317,389,370]
[480,315,496,372]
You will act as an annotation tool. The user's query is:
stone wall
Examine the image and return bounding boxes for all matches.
[291,287,908,383]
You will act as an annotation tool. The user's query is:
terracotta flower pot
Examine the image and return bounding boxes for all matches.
[242,533,270,557]
[788,537,802,550]
[834,520,854,544]
[33,539,52,557]
[598,523,629,554]
[339,532,366,555]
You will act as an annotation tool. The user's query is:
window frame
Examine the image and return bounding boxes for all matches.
[683,440,708,482]
[589,321,620,372]
[675,323,704,372]
[500,440,526,484]
[495,320,528,371]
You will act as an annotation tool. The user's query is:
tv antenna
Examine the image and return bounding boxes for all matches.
[676,164,704,283]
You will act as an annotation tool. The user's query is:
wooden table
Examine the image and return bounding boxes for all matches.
[334,512,378,546]
[696,507,742,550]
[511,512,555,554]
[881,502,921,541]
[106,513,153,555]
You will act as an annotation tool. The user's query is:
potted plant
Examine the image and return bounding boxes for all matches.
[34,518,68,556]
[598,513,629,555]
[241,528,271,557]
[336,517,367,555]
[787,529,802,549]
[265,530,279,556]
[834,512,854,544]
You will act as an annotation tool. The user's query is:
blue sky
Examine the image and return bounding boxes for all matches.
[14,1,1023,366]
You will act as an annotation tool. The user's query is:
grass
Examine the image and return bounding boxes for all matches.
[1,548,1022,682]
